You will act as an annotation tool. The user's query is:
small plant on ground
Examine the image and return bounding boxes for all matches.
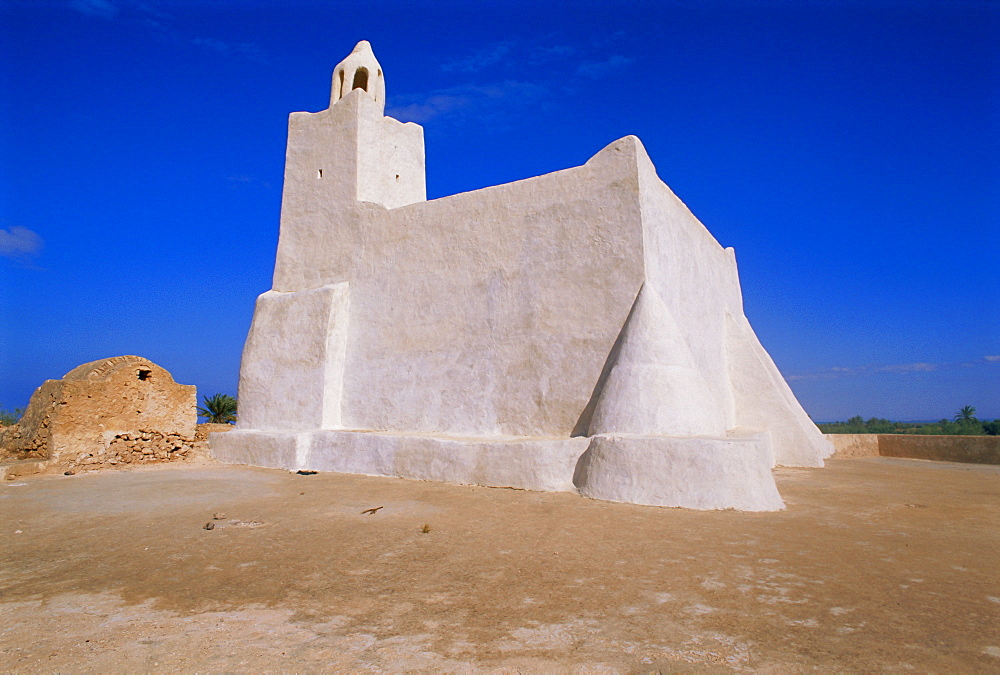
[0,407,24,426]
[197,394,237,424]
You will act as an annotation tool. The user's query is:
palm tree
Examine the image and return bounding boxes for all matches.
[954,405,977,422]
[198,393,237,424]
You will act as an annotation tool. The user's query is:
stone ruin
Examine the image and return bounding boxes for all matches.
[1,356,219,477]
[211,41,834,511]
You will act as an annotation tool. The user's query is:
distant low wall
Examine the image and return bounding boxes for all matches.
[825,434,880,458]
[877,435,1000,464]
[825,434,1000,465]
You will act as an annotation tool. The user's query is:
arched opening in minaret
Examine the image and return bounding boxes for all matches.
[338,70,345,99]
[352,68,369,92]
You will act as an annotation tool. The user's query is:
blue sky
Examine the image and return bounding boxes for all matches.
[1,0,997,422]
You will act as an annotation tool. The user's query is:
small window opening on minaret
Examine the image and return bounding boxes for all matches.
[317,169,324,179]
[352,67,369,92]
[338,70,345,95]
[395,174,400,182]
[137,369,151,381]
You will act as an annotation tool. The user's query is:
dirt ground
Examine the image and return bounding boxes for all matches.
[2,457,998,672]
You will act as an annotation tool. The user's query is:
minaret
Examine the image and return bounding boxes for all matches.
[271,40,426,292]
[327,40,424,209]
[330,40,386,113]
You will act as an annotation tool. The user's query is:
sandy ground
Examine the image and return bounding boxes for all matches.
[1,457,998,672]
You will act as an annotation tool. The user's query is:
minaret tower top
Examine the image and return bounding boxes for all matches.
[330,40,385,114]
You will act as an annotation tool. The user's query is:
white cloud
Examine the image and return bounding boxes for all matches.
[68,0,266,62]
[442,39,583,74]
[529,45,577,61]
[191,36,267,62]
[986,355,1000,362]
[441,41,516,73]
[391,38,632,128]
[387,81,549,125]
[787,373,839,382]
[69,0,120,19]
[877,362,937,374]
[576,55,634,79]
[0,226,43,261]
[787,359,983,382]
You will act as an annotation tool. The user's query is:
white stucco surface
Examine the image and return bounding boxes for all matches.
[211,430,587,493]
[211,41,833,511]
[576,433,785,511]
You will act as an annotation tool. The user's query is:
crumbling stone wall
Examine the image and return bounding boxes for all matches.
[78,430,195,466]
[2,380,60,459]
[2,356,200,470]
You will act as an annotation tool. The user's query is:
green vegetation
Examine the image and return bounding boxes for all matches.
[954,405,977,422]
[819,406,998,436]
[197,394,238,424]
[0,407,24,426]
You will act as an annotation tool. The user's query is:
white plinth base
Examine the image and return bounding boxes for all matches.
[575,433,784,511]
[210,429,589,493]
[210,429,784,511]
